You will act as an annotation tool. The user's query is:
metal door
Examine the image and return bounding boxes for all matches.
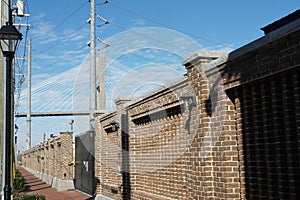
[74,131,95,195]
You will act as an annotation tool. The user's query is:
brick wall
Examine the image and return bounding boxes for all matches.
[95,97,135,199]
[96,111,122,199]
[222,27,300,199]
[95,57,242,199]
[127,80,190,200]
[22,131,74,182]
[183,53,241,199]
[19,12,299,199]
[94,11,299,200]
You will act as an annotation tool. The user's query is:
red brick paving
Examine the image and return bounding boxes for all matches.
[17,167,92,200]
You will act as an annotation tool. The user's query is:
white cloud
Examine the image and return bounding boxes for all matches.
[130,19,145,26]
[31,21,59,45]
[32,12,46,21]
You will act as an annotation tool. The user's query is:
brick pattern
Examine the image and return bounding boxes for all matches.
[95,112,122,200]
[221,29,300,90]
[21,13,300,200]
[224,29,300,198]
[22,132,74,180]
[94,19,299,199]
[129,114,188,200]
[126,80,193,200]
[229,69,300,199]
[184,58,241,199]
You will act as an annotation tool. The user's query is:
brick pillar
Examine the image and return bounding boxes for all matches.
[53,137,60,178]
[183,50,241,199]
[94,112,102,196]
[37,146,40,172]
[46,139,51,176]
[55,138,62,179]
[34,147,37,171]
[59,131,73,180]
[115,98,132,200]
[183,53,214,199]
[234,92,246,199]
[49,139,54,177]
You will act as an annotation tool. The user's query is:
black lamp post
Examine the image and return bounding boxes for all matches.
[0,0,22,199]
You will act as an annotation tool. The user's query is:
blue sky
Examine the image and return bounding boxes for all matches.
[16,0,299,76]
[13,0,299,150]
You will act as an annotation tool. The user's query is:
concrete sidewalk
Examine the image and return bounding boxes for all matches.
[17,167,92,200]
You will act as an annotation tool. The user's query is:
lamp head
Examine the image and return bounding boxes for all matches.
[110,121,119,132]
[0,24,22,56]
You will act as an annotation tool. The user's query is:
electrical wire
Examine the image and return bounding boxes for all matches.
[45,1,88,36]
[42,44,87,69]
[107,0,231,48]
[14,0,31,116]
[38,22,88,55]
[107,20,197,56]
[95,15,203,61]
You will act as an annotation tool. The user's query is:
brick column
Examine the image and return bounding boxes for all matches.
[45,139,51,176]
[49,139,54,177]
[234,92,246,199]
[183,50,241,199]
[59,131,73,180]
[183,53,214,199]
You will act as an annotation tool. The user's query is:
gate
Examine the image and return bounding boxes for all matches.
[74,131,96,195]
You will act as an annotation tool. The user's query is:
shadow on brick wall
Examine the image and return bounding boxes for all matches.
[229,67,300,199]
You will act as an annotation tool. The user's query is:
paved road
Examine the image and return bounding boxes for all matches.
[17,167,92,200]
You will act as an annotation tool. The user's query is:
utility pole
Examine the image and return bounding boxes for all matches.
[89,0,96,131]
[97,52,106,110]
[12,0,30,150]
[26,38,31,150]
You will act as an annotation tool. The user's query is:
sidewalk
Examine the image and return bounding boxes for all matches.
[17,167,92,200]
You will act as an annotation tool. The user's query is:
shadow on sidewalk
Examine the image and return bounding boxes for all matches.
[18,167,92,200]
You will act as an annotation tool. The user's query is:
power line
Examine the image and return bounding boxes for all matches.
[107,21,196,56]
[14,0,31,115]
[43,44,87,69]
[46,1,88,35]
[95,14,204,58]
[38,22,88,54]
[107,1,231,48]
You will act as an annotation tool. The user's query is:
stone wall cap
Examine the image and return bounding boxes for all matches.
[204,55,229,71]
[182,50,228,66]
[126,77,187,108]
[59,131,73,135]
[95,109,106,116]
[99,110,117,121]
[114,97,134,105]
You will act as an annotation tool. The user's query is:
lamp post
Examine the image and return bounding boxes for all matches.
[0,0,22,199]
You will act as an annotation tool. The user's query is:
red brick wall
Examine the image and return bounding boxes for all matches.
[95,112,122,199]
[127,80,191,200]
[22,131,74,180]
[183,56,241,199]
[93,13,300,200]
[222,27,300,199]
[227,69,300,199]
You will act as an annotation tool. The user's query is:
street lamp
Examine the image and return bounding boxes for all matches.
[0,6,22,200]
[0,24,22,56]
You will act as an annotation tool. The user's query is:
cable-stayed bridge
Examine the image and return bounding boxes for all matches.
[14,27,205,150]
